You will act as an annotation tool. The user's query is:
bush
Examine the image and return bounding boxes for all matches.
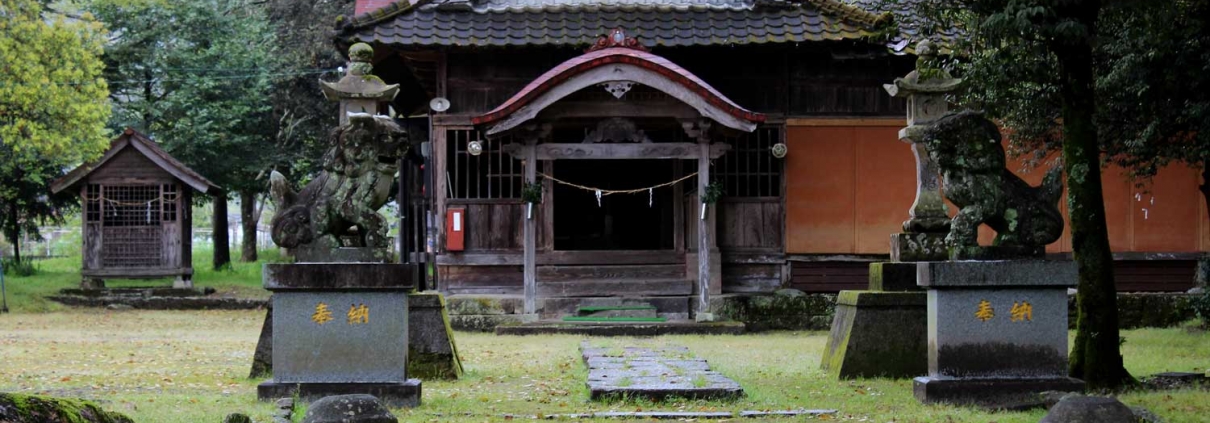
[1192,290,1210,328]
[1,257,36,277]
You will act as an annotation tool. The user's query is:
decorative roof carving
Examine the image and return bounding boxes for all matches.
[587,28,648,52]
[583,118,652,143]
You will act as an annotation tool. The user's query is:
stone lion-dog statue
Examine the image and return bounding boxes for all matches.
[921,110,1065,259]
[269,113,408,250]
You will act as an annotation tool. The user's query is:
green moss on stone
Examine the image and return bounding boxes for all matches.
[0,393,134,423]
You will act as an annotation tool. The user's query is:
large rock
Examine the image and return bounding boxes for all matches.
[1038,395,1136,423]
[301,395,397,423]
[0,393,133,423]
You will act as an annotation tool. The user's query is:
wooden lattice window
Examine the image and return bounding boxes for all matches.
[446,129,523,199]
[161,184,178,222]
[714,126,784,198]
[85,184,102,222]
[102,185,162,227]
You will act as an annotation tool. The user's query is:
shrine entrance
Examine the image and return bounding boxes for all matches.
[465,29,767,318]
[552,159,676,251]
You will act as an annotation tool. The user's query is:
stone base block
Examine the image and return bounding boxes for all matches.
[890,232,948,262]
[257,379,422,408]
[821,291,927,379]
[868,262,922,292]
[408,292,463,380]
[913,376,1085,409]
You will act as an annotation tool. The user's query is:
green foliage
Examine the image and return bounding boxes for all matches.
[1192,290,1210,328]
[0,0,112,261]
[85,0,290,196]
[702,182,725,204]
[1,257,36,277]
[521,181,543,204]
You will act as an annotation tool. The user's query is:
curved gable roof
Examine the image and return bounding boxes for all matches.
[471,37,766,134]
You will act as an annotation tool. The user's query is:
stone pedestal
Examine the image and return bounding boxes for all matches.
[913,261,1084,408]
[257,262,422,408]
[821,290,926,379]
[407,291,463,379]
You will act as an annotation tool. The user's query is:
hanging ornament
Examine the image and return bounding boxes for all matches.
[771,142,788,159]
[648,188,653,208]
[467,140,484,156]
[595,190,602,207]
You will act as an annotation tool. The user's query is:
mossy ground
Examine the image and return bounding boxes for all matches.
[0,309,1207,422]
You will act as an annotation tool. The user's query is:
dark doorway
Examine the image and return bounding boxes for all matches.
[553,160,676,250]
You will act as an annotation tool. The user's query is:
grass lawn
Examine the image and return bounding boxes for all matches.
[1,250,279,313]
[0,309,1207,422]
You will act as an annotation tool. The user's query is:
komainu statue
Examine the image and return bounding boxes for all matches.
[270,113,408,251]
[921,110,1064,259]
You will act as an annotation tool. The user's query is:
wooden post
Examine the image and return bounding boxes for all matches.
[523,140,538,317]
[696,137,713,322]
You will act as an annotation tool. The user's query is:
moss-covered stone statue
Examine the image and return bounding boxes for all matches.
[269,113,409,252]
[921,110,1064,259]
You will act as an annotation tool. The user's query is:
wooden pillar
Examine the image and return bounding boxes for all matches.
[523,139,538,317]
[696,137,713,321]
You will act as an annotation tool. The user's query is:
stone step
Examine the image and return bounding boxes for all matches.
[577,305,658,318]
[563,316,667,323]
[537,279,692,297]
[537,264,685,282]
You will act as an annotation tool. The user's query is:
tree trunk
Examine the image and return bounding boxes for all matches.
[7,201,19,263]
[1054,13,1135,390]
[212,192,231,270]
[239,190,260,262]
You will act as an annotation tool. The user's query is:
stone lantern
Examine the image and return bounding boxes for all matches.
[322,43,399,124]
[883,39,963,262]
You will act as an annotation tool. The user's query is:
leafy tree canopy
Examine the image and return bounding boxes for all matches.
[0,0,112,260]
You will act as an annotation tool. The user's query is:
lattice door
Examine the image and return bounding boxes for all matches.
[99,185,164,268]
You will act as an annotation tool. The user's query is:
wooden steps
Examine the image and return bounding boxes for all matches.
[536,264,691,297]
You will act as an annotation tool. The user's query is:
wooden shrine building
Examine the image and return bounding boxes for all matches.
[337,0,1209,319]
[52,128,219,289]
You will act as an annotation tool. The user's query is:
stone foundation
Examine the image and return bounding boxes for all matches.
[821,291,926,379]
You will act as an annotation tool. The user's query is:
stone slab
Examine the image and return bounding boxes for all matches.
[822,291,927,379]
[929,288,1069,378]
[293,245,391,263]
[263,263,416,291]
[272,292,408,383]
[869,262,923,292]
[890,232,948,262]
[582,343,744,401]
[496,321,745,336]
[917,261,1077,288]
[257,379,421,409]
[913,376,1085,409]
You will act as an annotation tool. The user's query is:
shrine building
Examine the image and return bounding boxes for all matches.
[335,0,1209,319]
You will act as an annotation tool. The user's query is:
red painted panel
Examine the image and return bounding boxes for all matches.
[786,127,856,253]
[1131,165,1201,252]
[853,128,915,254]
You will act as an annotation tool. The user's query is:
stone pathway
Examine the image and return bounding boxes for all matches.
[581,341,744,401]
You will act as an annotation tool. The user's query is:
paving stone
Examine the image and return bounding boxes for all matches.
[581,342,743,401]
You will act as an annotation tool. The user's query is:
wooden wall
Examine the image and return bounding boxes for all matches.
[785,121,1210,255]
[89,148,173,183]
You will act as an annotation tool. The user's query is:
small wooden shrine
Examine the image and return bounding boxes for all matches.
[51,128,219,289]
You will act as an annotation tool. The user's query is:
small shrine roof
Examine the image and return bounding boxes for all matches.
[51,129,220,194]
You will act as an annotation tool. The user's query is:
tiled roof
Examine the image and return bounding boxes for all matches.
[336,0,898,50]
[848,0,961,53]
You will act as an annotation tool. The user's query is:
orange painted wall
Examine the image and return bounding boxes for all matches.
[786,124,1209,254]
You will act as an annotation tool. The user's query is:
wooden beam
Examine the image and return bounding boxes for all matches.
[785,117,905,127]
[697,137,711,320]
[522,138,538,315]
[503,143,730,160]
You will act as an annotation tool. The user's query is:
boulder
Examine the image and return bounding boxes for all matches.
[301,395,397,423]
[223,413,253,423]
[1039,395,1136,423]
[0,393,133,423]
